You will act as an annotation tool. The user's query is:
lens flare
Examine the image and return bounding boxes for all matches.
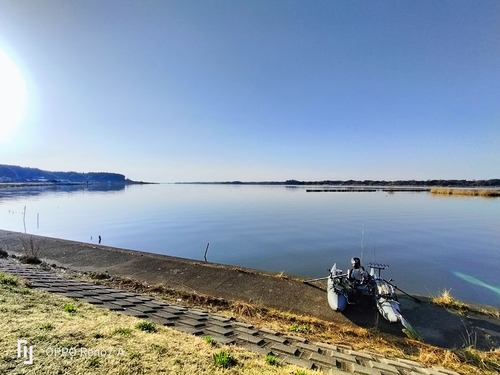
[0,49,28,143]
[453,271,500,297]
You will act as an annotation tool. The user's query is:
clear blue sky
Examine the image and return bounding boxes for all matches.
[0,0,498,182]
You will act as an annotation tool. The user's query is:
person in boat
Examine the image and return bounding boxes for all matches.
[347,257,371,287]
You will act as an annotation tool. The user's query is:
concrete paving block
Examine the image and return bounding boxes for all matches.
[133,296,154,302]
[28,282,50,287]
[236,333,266,346]
[62,286,85,292]
[60,292,85,298]
[314,342,338,352]
[379,358,413,370]
[79,297,104,305]
[97,303,124,311]
[141,302,166,309]
[281,355,317,370]
[262,334,288,344]
[396,358,424,368]
[79,290,101,297]
[234,326,259,336]
[368,360,400,374]
[204,325,234,337]
[167,304,188,310]
[121,308,149,318]
[232,321,254,329]
[336,343,353,350]
[271,343,301,357]
[125,305,158,314]
[347,350,375,361]
[349,362,383,375]
[331,350,358,363]
[106,293,130,300]
[78,285,102,290]
[107,300,136,308]
[151,311,180,320]
[159,307,186,315]
[89,295,117,302]
[172,324,204,336]
[176,318,206,328]
[205,318,232,328]
[308,352,338,366]
[189,308,209,315]
[328,368,352,375]
[258,327,278,335]
[295,342,321,353]
[123,297,147,304]
[183,312,209,321]
[42,287,68,293]
[285,335,308,343]
[209,314,233,322]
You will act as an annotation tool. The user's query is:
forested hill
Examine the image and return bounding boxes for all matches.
[0,164,129,183]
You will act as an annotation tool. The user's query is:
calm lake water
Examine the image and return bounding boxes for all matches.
[0,183,499,306]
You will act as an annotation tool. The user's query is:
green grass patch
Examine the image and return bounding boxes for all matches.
[63,302,76,313]
[135,321,157,333]
[289,324,311,333]
[265,354,279,366]
[39,322,54,331]
[213,350,237,368]
[203,335,218,346]
[0,273,19,286]
[113,327,132,335]
[151,343,166,354]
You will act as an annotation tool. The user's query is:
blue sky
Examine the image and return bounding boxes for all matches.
[0,1,498,182]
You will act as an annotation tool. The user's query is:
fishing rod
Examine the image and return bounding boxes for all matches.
[303,276,329,283]
[383,279,421,303]
[303,272,348,284]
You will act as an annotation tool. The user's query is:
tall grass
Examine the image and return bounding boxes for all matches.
[430,187,500,197]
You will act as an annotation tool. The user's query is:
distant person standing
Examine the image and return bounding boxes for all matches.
[98,235,101,244]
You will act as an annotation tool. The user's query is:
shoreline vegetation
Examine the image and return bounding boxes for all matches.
[1,267,499,375]
[430,187,500,197]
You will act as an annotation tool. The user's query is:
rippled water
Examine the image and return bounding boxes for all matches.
[0,184,499,306]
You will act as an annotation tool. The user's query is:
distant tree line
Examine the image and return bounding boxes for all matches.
[180,179,500,187]
[0,164,128,184]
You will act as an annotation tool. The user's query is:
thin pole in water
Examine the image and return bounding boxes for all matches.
[204,242,210,262]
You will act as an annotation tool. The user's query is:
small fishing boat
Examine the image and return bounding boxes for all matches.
[305,262,421,339]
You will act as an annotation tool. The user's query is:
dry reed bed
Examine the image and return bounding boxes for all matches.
[430,187,500,197]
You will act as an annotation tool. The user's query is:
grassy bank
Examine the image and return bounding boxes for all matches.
[79,271,500,375]
[1,269,499,375]
[430,187,500,197]
[0,272,309,375]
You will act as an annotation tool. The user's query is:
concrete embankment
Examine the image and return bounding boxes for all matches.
[1,229,498,350]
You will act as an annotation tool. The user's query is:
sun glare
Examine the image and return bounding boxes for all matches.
[0,49,28,143]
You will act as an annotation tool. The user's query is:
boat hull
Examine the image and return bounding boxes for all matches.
[327,264,347,311]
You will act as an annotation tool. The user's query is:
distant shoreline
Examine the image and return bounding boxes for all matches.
[176,179,500,187]
[0,180,157,189]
